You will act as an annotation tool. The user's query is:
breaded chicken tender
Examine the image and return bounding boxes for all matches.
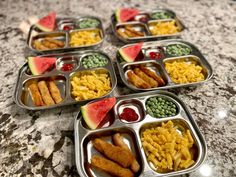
[127,71,151,89]
[113,133,140,173]
[133,68,158,88]
[91,155,134,177]
[92,138,134,168]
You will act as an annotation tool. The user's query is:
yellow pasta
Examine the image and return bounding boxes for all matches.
[69,29,101,47]
[165,60,205,84]
[149,20,180,36]
[141,120,196,173]
[71,71,111,101]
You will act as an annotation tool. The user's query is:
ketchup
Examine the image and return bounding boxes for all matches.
[120,108,139,122]
[149,52,161,60]
[61,63,74,71]
[63,25,73,31]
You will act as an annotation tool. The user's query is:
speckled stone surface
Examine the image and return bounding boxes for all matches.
[0,0,236,176]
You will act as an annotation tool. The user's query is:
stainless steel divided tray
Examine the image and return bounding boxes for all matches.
[111,9,185,43]
[14,51,117,110]
[27,16,105,53]
[116,39,213,92]
[74,91,207,177]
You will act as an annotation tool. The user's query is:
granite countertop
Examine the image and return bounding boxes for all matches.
[0,0,236,176]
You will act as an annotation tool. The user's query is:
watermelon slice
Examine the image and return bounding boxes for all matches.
[35,12,56,32]
[115,8,139,22]
[119,42,143,62]
[28,57,57,75]
[81,97,116,129]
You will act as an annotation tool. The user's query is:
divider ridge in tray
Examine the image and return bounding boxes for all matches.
[74,91,207,177]
[116,39,213,91]
[14,51,117,110]
[27,16,105,53]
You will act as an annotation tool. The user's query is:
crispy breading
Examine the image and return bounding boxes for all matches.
[113,133,140,173]
[92,138,134,168]
[139,66,165,86]
[91,155,134,177]
[133,67,158,88]
[127,71,151,89]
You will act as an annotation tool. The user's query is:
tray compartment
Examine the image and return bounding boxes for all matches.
[20,75,67,108]
[116,23,148,39]
[69,68,113,101]
[82,128,143,177]
[31,32,67,51]
[115,98,146,123]
[122,61,168,90]
[69,28,103,47]
[163,56,209,84]
[139,118,200,175]
[56,56,79,72]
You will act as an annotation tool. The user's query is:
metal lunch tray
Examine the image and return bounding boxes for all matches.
[27,16,105,53]
[111,9,185,43]
[14,50,117,110]
[116,39,213,92]
[74,90,207,177]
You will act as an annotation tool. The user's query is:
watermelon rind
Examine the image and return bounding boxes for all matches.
[28,57,40,75]
[81,106,97,129]
[35,24,52,32]
[119,49,134,62]
[115,9,121,22]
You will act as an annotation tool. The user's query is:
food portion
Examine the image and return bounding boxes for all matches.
[28,57,56,75]
[28,80,62,106]
[115,8,140,22]
[166,44,191,56]
[90,134,140,177]
[141,120,196,172]
[35,11,56,32]
[71,70,111,101]
[145,47,163,60]
[81,53,108,69]
[76,18,100,29]
[112,133,140,173]
[91,155,134,177]
[69,29,101,47]
[119,107,139,122]
[165,60,205,84]
[117,25,145,39]
[146,96,177,118]
[33,37,65,50]
[149,20,180,36]
[150,11,173,20]
[127,66,165,89]
[118,42,143,62]
[61,63,74,72]
[81,97,116,129]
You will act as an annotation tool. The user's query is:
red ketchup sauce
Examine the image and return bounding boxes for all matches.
[120,107,139,122]
[61,63,74,71]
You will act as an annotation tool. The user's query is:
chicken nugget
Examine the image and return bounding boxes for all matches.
[91,155,134,177]
[133,67,158,88]
[127,71,151,89]
[92,138,134,168]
